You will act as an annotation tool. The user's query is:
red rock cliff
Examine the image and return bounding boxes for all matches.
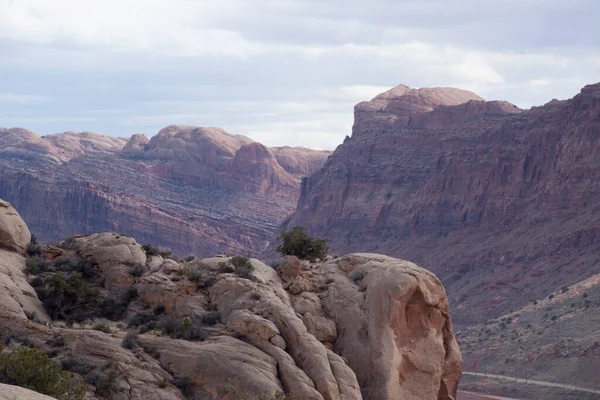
[283,83,600,323]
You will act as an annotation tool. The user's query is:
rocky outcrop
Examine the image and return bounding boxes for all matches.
[0,128,126,163]
[0,200,30,254]
[271,147,332,177]
[0,200,49,322]
[122,134,149,155]
[0,126,330,257]
[0,384,56,400]
[283,83,600,324]
[322,254,461,399]
[0,200,461,400]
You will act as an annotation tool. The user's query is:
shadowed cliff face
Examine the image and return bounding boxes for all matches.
[282,83,600,324]
[0,126,331,257]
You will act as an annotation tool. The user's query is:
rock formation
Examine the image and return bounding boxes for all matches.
[0,384,56,400]
[0,126,331,257]
[282,83,600,324]
[0,199,461,399]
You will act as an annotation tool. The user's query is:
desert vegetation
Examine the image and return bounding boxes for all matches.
[276,226,328,261]
[0,344,86,400]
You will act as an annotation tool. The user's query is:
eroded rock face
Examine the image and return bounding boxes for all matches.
[283,82,600,323]
[322,254,461,400]
[0,126,330,257]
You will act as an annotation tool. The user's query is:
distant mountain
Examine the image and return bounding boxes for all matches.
[281,83,600,324]
[0,125,331,256]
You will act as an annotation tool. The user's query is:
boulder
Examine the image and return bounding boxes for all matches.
[0,199,31,254]
[279,255,301,278]
[73,233,146,291]
[323,254,462,400]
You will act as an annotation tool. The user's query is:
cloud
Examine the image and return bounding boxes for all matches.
[0,93,51,103]
[0,0,598,149]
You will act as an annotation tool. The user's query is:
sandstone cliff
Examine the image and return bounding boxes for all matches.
[0,126,331,257]
[282,83,600,324]
[0,199,461,400]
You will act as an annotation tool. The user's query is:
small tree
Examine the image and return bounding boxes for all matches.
[276,226,328,262]
[0,347,85,400]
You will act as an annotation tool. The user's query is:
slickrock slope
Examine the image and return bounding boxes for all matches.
[0,384,56,400]
[0,126,330,257]
[0,199,461,400]
[282,83,600,324]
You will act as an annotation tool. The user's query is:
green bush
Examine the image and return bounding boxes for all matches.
[24,257,42,275]
[26,239,42,257]
[231,256,253,280]
[276,226,328,262]
[142,244,159,256]
[34,272,100,321]
[33,271,134,323]
[0,347,86,400]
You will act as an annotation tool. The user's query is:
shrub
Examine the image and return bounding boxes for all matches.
[161,316,207,341]
[349,269,365,283]
[92,323,111,333]
[122,287,139,303]
[142,244,173,258]
[24,257,43,275]
[34,272,99,321]
[142,244,159,256]
[172,376,195,398]
[128,310,158,329]
[61,357,92,376]
[130,263,145,277]
[26,239,42,257]
[231,256,253,280]
[121,331,138,349]
[201,311,220,326]
[158,248,173,258]
[548,294,555,300]
[1,333,33,348]
[96,369,119,398]
[217,261,235,274]
[276,226,328,262]
[47,337,66,348]
[0,347,85,400]
[60,237,77,250]
[64,260,95,279]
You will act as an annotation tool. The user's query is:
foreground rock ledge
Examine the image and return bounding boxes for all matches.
[0,199,461,400]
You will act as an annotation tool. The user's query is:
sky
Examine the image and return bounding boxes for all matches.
[1,0,599,150]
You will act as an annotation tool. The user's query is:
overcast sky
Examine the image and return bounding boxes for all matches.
[1,0,599,149]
